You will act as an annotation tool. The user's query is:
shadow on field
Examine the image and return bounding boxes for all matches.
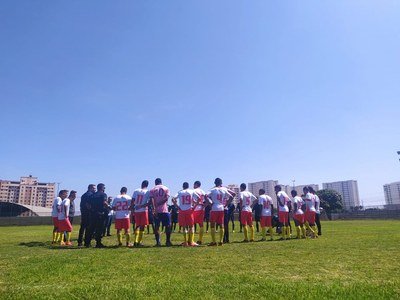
[19,241,49,247]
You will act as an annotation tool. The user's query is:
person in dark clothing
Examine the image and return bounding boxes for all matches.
[169,204,178,232]
[147,202,155,234]
[237,204,243,233]
[253,202,262,233]
[78,184,95,247]
[204,204,211,233]
[223,202,235,243]
[84,183,108,248]
[103,197,113,237]
[227,202,235,232]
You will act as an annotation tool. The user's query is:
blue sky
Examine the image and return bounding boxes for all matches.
[1,1,399,206]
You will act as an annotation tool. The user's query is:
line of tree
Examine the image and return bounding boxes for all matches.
[316,189,344,220]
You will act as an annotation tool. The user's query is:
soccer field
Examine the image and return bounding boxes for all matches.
[0,220,399,299]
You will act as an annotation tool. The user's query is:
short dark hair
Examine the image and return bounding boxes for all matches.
[303,186,309,193]
[59,190,68,196]
[155,178,162,185]
[274,185,282,192]
[120,187,127,194]
[291,190,297,197]
[69,190,77,197]
[87,184,95,190]
[97,183,105,191]
[259,189,265,195]
[194,181,201,187]
[141,180,149,188]
[183,182,189,189]
[240,183,246,190]
[308,186,315,193]
[214,178,222,186]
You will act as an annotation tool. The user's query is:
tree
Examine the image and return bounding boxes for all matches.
[316,189,344,220]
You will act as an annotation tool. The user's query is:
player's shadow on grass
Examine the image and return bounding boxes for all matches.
[19,241,49,247]
[19,241,80,250]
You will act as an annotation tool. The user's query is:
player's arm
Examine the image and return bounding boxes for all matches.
[172,195,180,210]
[226,195,234,207]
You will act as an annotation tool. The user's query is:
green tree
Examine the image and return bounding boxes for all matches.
[316,189,344,220]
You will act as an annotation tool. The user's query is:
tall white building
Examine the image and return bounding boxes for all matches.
[322,180,360,210]
[0,175,56,208]
[383,181,400,205]
[289,184,319,196]
[248,180,279,206]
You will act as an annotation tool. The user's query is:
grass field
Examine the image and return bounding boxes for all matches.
[0,220,399,299]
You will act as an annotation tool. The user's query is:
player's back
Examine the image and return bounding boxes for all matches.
[176,189,196,211]
[305,192,316,211]
[208,187,231,211]
[259,195,272,216]
[277,191,289,212]
[52,197,62,218]
[133,188,150,212]
[194,188,206,211]
[58,198,70,220]
[240,191,256,212]
[113,194,132,219]
[294,196,304,214]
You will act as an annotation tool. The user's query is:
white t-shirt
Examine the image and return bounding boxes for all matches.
[112,194,132,219]
[52,197,62,218]
[305,192,316,212]
[193,188,206,212]
[58,198,70,221]
[277,191,290,212]
[174,189,199,211]
[259,195,273,217]
[207,187,233,212]
[240,191,257,212]
[132,188,151,213]
[314,194,321,214]
[293,196,304,215]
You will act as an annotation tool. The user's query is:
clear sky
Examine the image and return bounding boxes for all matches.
[1,1,399,206]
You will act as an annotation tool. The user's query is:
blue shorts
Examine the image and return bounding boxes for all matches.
[154,213,171,228]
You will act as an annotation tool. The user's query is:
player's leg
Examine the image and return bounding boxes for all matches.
[223,210,229,243]
[293,216,301,239]
[154,214,161,246]
[267,216,273,240]
[248,213,255,242]
[208,211,218,246]
[163,213,172,246]
[315,213,322,235]
[218,212,225,245]
[241,211,248,242]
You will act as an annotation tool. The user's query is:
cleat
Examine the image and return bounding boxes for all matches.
[259,238,266,242]
[65,242,73,246]
[95,243,106,248]
[181,242,188,247]
[118,243,123,247]
[189,242,199,247]
[218,242,223,246]
[241,239,249,243]
[77,243,82,247]
[60,241,66,246]
[196,241,202,245]
[126,243,134,248]
[208,242,217,246]
[155,242,162,247]
[250,239,254,242]
[166,241,173,247]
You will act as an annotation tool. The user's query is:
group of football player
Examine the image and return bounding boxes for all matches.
[51,177,321,248]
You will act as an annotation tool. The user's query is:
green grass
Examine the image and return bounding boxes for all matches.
[0,220,399,299]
